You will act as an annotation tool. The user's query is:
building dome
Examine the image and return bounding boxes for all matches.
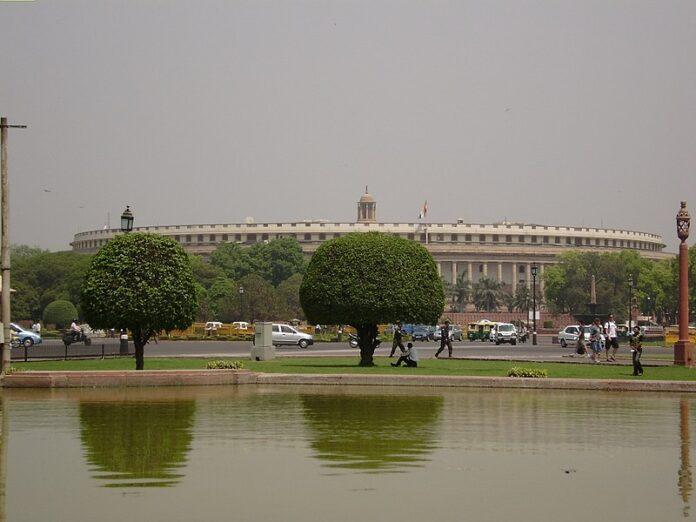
[357,187,377,223]
[359,192,375,203]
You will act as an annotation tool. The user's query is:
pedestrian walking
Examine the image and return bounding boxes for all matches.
[391,342,419,368]
[603,313,620,362]
[630,325,644,376]
[589,318,603,363]
[435,320,453,358]
[31,320,41,335]
[389,321,405,357]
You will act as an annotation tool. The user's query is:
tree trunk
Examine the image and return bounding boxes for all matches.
[355,324,378,367]
[132,328,150,370]
[134,340,145,370]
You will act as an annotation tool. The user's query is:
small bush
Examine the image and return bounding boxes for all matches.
[507,367,548,378]
[206,360,245,370]
[543,320,553,329]
[43,300,78,329]
[4,366,20,375]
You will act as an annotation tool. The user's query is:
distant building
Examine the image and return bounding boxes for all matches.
[72,189,669,294]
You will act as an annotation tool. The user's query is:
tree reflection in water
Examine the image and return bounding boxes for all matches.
[79,401,195,488]
[301,394,442,473]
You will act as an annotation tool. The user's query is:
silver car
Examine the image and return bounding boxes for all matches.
[272,324,314,349]
[557,325,592,348]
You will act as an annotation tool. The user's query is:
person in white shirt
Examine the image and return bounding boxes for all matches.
[70,319,81,341]
[391,342,419,368]
[603,313,620,362]
[32,321,41,334]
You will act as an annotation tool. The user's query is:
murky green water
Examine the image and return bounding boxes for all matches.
[1,385,694,521]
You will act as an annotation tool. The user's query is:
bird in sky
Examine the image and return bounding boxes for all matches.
[43,189,51,193]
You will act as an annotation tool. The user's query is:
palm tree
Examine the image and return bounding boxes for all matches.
[513,286,532,312]
[500,288,515,312]
[453,274,471,312]
[472,277,502,312]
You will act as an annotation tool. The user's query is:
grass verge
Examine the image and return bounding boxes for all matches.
[11,356,696,381]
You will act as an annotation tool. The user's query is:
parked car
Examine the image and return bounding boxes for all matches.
[557,325,593,348]
[205,321,223,333]
[10,323,42,348]
[271,323,314,349]
[232,321,250,331]
[412,325,434,342]
[435,325,462,341]
[494,323,518,345]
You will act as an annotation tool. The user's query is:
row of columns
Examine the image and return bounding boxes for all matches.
[437,260,547,293]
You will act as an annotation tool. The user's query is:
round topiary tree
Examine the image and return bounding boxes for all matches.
[81,233,198,370]
[300,232,444,366]
[42,299,79,329]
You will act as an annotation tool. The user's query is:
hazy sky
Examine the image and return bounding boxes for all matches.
[1,0,694,252]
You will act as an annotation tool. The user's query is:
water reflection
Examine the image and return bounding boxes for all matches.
[301,393,442,473]
[79,400,195,488]
[679,398,692,518]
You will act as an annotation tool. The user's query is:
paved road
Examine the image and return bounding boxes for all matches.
[18,336,671,362]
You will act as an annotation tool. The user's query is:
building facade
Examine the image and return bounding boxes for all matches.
[72,190,669,294]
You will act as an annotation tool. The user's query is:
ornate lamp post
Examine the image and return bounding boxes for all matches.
[120,206,134,233]
[531,263,538,346]
[675,201,694,366]
[628,275,634,332]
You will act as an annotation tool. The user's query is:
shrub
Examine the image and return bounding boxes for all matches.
[206,360,245,370]
[300,232,444,366]
[43,300,78,329]
[507,367,548,378]
[543,320,553,329]
[81,233,197,370]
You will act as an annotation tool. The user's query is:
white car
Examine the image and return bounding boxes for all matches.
[558,325,593,348]
[271,324,314,349]
[494,323,518,345]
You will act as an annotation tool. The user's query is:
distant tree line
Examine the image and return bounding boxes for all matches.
[441,247,695,323]
[10,237,307,324]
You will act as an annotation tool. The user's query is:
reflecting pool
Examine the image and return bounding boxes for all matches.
[1,386,694,521]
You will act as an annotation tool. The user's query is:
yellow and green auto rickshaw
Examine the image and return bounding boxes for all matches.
[467,320,497,341]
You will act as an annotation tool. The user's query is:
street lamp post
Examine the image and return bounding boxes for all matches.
[239,285,245,322]
[1,118,26,374]
[531,263,538,346]
[628,276,634,332]
[675,201,694,366]
[120,206,134,233]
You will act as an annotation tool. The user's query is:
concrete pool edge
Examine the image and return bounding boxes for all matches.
[2,370,696,392]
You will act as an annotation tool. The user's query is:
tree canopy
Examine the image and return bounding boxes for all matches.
[81,233,198,369]
[542,250,683,322]
[300,232,444,365]
[42,299,78,328]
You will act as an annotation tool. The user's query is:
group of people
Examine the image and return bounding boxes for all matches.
[389,320,455,368]
[576,313,643,376]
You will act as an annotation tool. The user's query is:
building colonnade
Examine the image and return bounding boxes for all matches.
[436,259,548,294]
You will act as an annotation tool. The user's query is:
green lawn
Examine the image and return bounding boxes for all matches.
[10,356,696,381]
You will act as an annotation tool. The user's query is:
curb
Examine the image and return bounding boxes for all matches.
[2,370,696,392]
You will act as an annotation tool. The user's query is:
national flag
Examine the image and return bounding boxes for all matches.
[418,200,428,219]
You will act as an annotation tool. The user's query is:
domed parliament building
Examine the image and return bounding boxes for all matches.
[72,189,668,293]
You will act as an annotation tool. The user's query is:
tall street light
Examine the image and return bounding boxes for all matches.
[1,117,27,374]
[675,201,694,366]
[531,263,538,346]
[120,206,134,233]
[628,275,634,332]
[239,285,245,321]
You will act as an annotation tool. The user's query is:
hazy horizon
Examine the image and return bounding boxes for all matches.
[1,1,694,252]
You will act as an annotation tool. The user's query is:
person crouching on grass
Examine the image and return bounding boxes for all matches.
[630,325,644,376]
[391,342,419,368]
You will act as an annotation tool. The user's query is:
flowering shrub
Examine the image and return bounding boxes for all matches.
[507,367,548,378]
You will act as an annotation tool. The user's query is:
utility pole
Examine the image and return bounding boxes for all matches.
[1,118,27,374]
